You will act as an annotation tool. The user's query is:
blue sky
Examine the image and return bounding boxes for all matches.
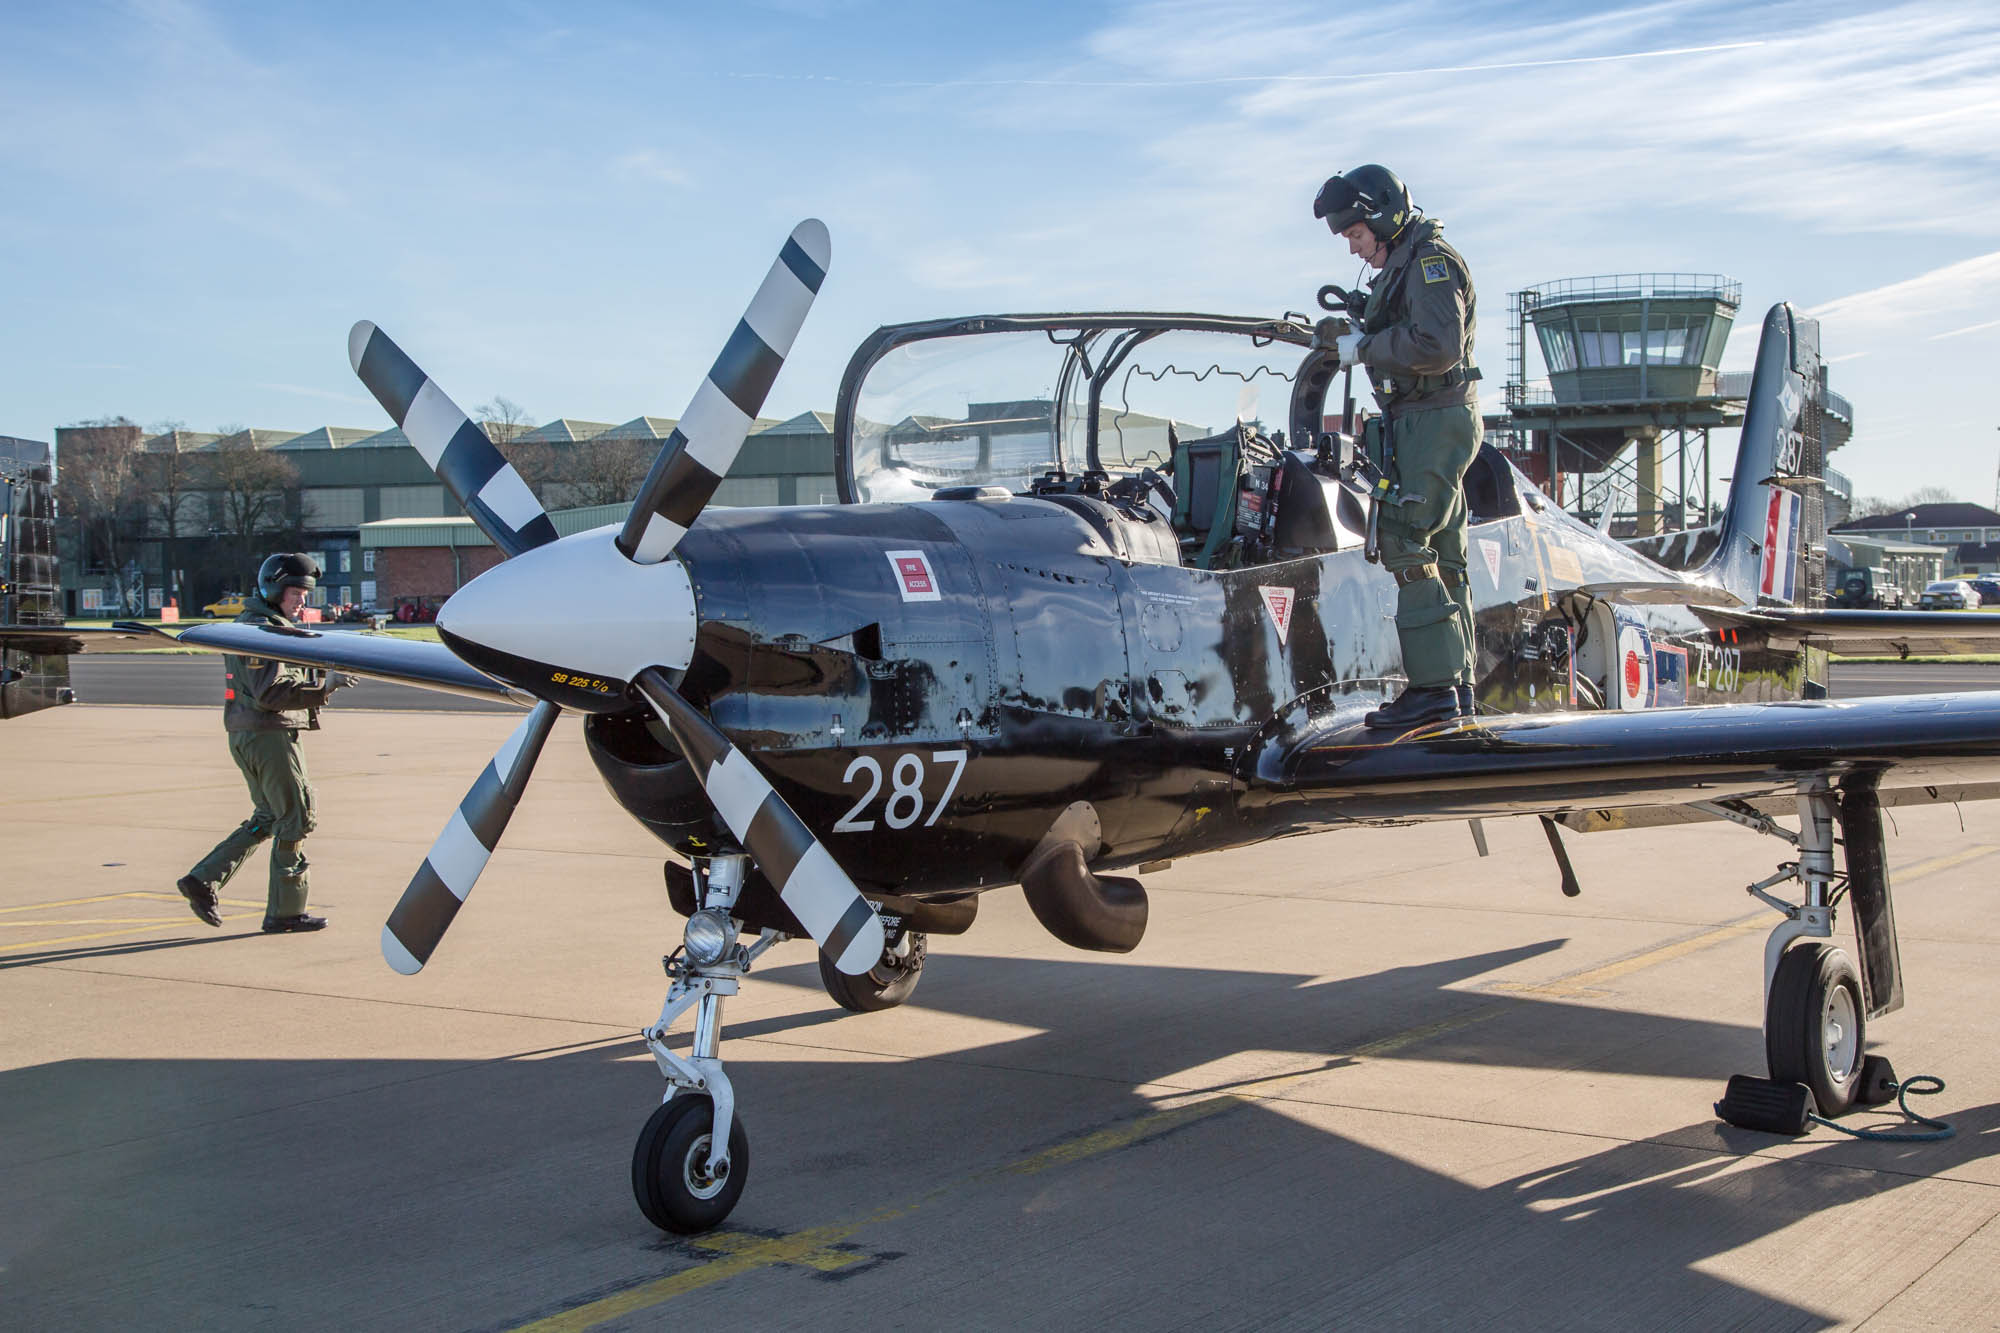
[4,0,1998,505]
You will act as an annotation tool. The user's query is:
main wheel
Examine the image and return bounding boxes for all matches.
[1765,942,1866,1117]
[632,1094,748,1233]
[818,930,927,1012]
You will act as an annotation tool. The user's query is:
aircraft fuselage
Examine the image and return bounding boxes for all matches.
[582,489,1816,900]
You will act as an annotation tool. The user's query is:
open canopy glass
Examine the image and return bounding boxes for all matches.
[836,315,1315,505]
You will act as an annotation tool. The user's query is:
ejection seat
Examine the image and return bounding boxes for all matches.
[1168,425,1244,569]
[1462,443,1523,525]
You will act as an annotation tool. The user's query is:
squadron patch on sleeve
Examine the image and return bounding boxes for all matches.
[1421,255,1451,284]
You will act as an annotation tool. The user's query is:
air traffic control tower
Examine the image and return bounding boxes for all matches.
[1498,274,1852,536]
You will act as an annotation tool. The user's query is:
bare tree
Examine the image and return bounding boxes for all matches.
[141,420,201,608]
[553,435,659,508]
[474,396,535,446]
[54,416,145,613]
[1850,487,1968,522]
[207,427,301,590]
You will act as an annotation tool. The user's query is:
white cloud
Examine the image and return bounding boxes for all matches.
[614,149,694,189]
[257,382,375,407]
[1807,251,2000,328]
[906,244,1035,292]
[1927,317,2000,343]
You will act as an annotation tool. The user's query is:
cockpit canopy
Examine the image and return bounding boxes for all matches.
[835,315,1320,505]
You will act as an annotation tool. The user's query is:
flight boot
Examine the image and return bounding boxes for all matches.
[176,875,222,928]
[261,913,328,934]
[1456,683,1475,718]
[1363,684,1464,732]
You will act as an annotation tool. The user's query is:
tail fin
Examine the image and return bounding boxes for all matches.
[1697,304,1824,605]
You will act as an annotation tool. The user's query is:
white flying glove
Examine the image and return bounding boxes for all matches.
[1334,331,1365,365]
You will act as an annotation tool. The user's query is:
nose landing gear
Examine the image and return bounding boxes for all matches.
[635,852,792,1233]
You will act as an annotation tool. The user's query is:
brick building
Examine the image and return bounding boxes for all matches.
[59,408,839,614]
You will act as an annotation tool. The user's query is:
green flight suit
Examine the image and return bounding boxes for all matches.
[1355,217,1481,690]
[185,595,337,919]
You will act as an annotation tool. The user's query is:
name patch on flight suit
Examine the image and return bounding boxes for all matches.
[1421,255,1451,284]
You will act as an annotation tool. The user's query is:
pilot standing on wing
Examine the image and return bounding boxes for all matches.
[177,553,352,933]
[1314,164,1482,730]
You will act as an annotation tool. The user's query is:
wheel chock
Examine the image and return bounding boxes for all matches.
[1715,1074,1814,1135]
[1855,1055,1900,1107]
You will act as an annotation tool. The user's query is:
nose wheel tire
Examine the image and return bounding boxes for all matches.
[632,1095,749,1234]
[818,930,927,1012]
[1765,942,1866,1118]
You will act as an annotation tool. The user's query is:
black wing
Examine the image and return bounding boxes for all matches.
[0,621,527,706]
[0,623,172,655]
[1256,691,2000,824]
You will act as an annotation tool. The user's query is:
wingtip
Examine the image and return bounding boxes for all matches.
[790,218,831,271]
[381,924,425,975]
[348,321,378,375]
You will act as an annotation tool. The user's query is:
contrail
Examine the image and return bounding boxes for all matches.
[729,39,1765,90]
[1928,318,2000,342]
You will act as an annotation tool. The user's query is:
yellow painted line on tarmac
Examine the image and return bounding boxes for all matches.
[0,912,265,952]
[4,916,222,927]
[1497,913,1768,997]
[0,890,262,914]
[1492,841,1995,998]
[1898,844,1997,880]
[508,1005,1509,1332]
[0,891,165,914]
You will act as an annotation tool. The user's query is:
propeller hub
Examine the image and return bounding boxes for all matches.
[436,522,696,711]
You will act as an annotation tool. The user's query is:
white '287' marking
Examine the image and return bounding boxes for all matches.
[833,749,968,832]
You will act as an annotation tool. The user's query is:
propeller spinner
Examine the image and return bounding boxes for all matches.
[356,220,883,975]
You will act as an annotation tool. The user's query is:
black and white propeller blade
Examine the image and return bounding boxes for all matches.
[360,221,847,976]
[634,669,885,975]
[617,219,829,565]
[382,700,560,974]
[349,321,561,558]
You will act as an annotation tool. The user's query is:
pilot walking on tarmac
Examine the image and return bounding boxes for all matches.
[1314,165,1482,730]
[177,553,352,933]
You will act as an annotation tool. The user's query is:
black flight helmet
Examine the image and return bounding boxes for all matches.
[257,552,321,601]
[1313,165,1413,243]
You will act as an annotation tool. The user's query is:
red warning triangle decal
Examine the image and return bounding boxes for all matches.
[1258,585,1294,645]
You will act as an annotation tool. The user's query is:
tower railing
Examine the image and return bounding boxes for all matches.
[1525,274,1742,307]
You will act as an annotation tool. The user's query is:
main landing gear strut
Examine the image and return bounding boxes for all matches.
[1694,776,1905,1125]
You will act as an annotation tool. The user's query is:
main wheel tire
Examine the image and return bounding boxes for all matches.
[631,1095,749,1234]
[1765,942,1866,1118]
[818,930,926,1013]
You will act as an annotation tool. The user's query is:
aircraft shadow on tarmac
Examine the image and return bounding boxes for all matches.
[5,943,1996,1329]
[739,942,1775,1084]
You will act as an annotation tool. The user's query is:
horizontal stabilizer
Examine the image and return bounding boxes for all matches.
[1696,607,2000,657]
[1572,581,1742,607]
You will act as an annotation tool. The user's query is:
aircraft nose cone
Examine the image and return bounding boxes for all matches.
[436,524,696,702]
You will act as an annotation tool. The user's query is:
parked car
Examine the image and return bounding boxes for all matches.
[201,592,247,617]
[1919,579,1981,610]
[1969,579,2000,606]
[1832,567,1904,609]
